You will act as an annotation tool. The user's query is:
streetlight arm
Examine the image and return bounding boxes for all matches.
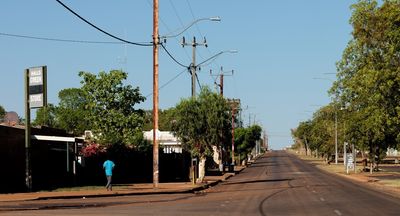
[196,50,238,67]
[161,16,221,39]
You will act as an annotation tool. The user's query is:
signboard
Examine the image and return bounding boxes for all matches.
[27,66,47,108]
[347,154,354,170]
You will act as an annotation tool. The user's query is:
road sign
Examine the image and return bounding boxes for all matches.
[27,66,47,108]
[347,154,354,168]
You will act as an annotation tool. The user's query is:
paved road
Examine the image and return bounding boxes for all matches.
[1,151,400,215]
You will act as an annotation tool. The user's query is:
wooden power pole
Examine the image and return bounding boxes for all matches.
[153,0,159,188]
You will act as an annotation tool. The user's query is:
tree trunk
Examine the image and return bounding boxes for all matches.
[198,155,206,183]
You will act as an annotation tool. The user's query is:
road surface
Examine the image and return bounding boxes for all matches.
[1,151,399,215]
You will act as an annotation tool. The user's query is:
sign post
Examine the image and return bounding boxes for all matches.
[25,66,47,191]
[345,142,356,174]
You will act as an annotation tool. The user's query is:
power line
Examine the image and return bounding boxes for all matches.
[185,0,204,39]
[0,32,124,44]
[144,0,191,66]
[184,0,221,76]
[168,0,185,31]
[146,68,187,97]
[160,43,188,68]
[196,73,203,92]
[56,0,152,47]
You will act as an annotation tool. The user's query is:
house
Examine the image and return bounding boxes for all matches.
[143,129,182,153]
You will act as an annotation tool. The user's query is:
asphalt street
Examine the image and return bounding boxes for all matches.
[1,151,400,216]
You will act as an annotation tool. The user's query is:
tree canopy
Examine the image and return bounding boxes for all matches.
[56,88,91,135]
[293,0,400,169]
[171,87,232,181]
[32,70,146,147]
[79,70,146,145]
[171,87,231,157]
[0,105,5,121]
[235,125,262,160]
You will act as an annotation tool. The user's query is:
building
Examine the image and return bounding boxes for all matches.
[143,129,182,154]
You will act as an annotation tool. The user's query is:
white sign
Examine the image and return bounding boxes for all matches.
[29,94,44,108]
[347,154,354,170]
[29,76,43,85]
[29,67,43,85]
[27,66,46,108]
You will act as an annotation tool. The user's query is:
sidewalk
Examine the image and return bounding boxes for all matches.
[0,167,244,202]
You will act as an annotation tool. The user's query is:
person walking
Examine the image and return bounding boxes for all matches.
[103,158,115,191]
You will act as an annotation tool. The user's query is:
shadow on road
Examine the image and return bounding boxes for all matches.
[223,178,293,186]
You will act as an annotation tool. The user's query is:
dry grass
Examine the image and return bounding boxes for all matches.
[292,152,400,193]
[380,179,400,188]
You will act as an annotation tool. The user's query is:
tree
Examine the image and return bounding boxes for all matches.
[0,105,5,122]
[292,104,337,161]
[79,70,146,146]
[32,104,58,127]
[171,87,231,182]
[142,108,176,131]
[56,88,91,135]
[330,0,400,171]
[235,125,262,162]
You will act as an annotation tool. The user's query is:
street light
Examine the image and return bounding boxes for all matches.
[161,16,221,40]
[197,50,238,67]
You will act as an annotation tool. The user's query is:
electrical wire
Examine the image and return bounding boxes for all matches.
[184,0,219,81]
[169,0,185,31]
[56,0,152,47]
[0,32,124,44]
[146,68,187,97]
[196,73,203,92]
[143,0,191,67]
[148,0,191,62]
[160,43,188,68]
[166,0,192,61]
[185,0,204,39]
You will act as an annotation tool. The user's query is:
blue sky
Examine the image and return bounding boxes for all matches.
[0,0,356,150]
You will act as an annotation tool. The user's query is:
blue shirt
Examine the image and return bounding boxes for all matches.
[103,160,115,176]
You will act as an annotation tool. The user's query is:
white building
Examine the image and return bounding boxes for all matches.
[143,129,182,154]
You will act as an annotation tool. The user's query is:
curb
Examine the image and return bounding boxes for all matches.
[7,171,241,202]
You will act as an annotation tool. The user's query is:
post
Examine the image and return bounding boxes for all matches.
[344,142,347,166]
[335,111,338,164]
[231,107,235,165]
[153,0,159,188]
[191,37,196,97]
[352,143,356,173]
[24,69,32,192]
[66,142,70,172]
[73,141,77,185]
[182,36,207,97]
[220,73,224,96]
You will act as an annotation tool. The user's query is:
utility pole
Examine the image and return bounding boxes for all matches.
[210,66,233,96]
[152,0,159,188]
[182,36,207,97]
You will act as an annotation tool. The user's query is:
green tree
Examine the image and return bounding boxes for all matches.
[292,104,336,160]
[33,104,58,127]
[142,108,176,131]
[79,70,145,146]
[171,87,231,181]
[56,88,91,135]
[0,105,5,122]
[331,0,400,171]
[235,125,262,162]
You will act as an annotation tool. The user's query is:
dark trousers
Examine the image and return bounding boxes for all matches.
[106,175,112,191]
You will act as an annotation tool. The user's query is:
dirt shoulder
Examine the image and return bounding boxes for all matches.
[290,151,400,198]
